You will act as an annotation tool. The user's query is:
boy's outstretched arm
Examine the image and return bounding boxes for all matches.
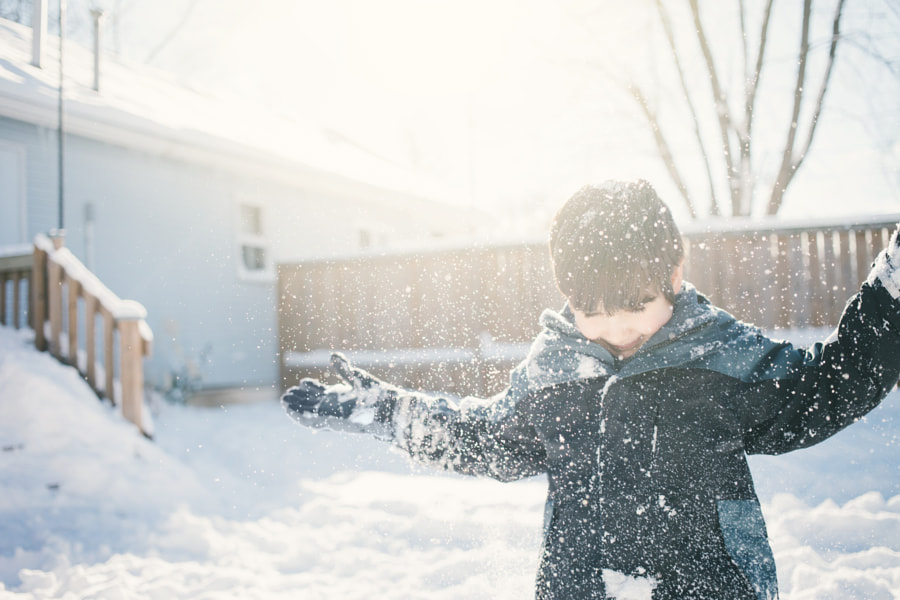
[281,353,547,481]
[743,225,900,454]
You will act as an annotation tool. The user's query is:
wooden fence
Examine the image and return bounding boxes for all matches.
[680,217,896,330]
[278,216,898,397]
[0,234,153,436]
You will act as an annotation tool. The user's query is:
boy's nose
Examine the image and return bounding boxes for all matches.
[604,320,636,344]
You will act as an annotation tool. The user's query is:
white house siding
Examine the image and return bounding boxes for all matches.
[60,136,449,393]
[0,139,26,244]
[0,117,451,394]
[0,117,58,239]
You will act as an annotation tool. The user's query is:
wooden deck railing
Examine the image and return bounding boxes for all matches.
[1,233,153,436]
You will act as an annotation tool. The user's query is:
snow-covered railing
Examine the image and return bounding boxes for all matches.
[31,233,153,436]
[0,244,32,329]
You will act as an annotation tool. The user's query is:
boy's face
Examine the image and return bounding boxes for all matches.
[572,264,684,360]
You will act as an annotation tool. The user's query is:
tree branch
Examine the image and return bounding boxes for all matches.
[794,1,845,173]
[655,0,721,216]
[769,0,812,214]
[629,83,698,219]
[689,0,741,214]
[745,0,775,125]
[768,0,845,215]
[736,0,776,215]
[794,0,845,166]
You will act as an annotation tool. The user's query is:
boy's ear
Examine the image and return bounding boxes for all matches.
[671,260,685,295]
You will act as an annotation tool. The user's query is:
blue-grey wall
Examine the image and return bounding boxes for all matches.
[1,112,474,397]
[0,117,60,238]
[66,138,279,392]
[1,115,283,393]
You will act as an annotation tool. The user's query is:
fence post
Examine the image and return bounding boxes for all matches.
[42,232,67,358]
[11,272,21,329]
[47,255,63,359]
[32,242,48,351]
[66,273,80,367]
[0,272,6,327]
[117,300,148,434]
[806,230,826,328]
[85,292,98,389]
[103,307,115,401]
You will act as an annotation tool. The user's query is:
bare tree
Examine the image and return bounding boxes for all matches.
[647,0,843,217]
[576,0,896,218]
[764,0,843,215]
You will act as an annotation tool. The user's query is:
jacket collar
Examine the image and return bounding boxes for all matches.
[488,282,790,421]
[522,283,738,390]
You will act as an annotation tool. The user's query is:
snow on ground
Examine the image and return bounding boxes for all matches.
[1,324,899,599]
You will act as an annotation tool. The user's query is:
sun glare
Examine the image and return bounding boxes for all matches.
[344,0,520,100]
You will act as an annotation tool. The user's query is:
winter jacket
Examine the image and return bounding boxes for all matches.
[382,275,900,600]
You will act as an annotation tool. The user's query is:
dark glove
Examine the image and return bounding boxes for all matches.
[280,378,354,419]
[281,353,398,437]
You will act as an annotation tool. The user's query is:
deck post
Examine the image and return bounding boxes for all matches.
[117,300,149,434]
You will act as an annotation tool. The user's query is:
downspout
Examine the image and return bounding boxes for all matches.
[57,0,67,231]
[91,9,104,92]
[31,0,47,67]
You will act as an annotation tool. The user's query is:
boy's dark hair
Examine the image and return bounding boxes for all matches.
[549,180,685,313]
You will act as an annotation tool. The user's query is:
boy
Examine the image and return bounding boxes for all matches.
[282,180,900,599]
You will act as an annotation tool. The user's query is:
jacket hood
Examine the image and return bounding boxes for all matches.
[493,283,797,413]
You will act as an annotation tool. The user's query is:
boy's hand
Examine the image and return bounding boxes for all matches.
[280,353,398,438]
[280,378,354,419]
[869,224,900,300]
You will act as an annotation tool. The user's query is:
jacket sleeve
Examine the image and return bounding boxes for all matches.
[739,253,900,455]
[386,389,548,482]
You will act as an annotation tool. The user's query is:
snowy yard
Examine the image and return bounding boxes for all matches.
[1,324,899,599]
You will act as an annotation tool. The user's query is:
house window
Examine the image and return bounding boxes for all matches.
[236,203,272,281]
[242,245,267,271]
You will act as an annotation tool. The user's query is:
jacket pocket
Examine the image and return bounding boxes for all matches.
[717,499,779,600]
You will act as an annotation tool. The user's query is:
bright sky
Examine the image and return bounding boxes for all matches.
[76,0,900,223]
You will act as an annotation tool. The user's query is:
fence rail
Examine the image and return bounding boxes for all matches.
[278,216,899,397]
[1,234,153,436]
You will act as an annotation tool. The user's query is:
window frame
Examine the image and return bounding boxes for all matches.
[235,200,274,283]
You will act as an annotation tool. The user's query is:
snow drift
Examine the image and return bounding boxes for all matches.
[1,325,899,598]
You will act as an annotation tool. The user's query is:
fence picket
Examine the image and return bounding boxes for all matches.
[48,257,63,359]
[805,230,824,328]
[85,292,98,389]
[67,273,80,367]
